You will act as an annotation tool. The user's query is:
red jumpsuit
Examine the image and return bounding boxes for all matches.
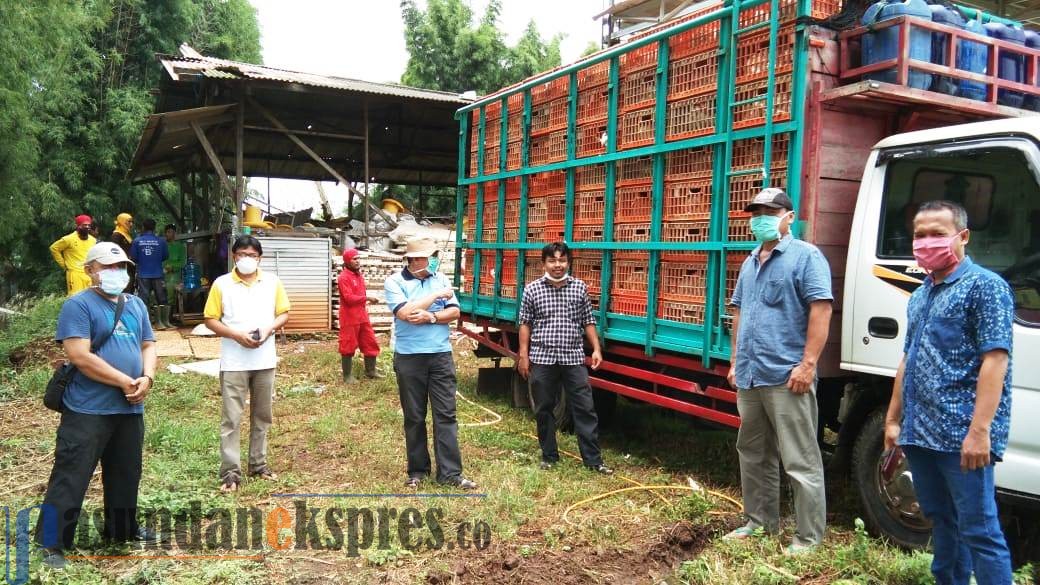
[338,266,379,357]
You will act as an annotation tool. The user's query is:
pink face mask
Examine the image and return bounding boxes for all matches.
[912,232,963,273]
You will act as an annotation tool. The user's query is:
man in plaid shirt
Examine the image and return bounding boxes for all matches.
[518,242,612,474]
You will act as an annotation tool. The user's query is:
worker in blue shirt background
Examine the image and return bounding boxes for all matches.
[129,218,171,329]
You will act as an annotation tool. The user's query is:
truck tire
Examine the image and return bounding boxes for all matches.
[851,409,932,548]
[592,388,617,428]
[528,383,572,432]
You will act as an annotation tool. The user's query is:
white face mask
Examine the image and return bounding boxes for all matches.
[544,272,569,283]
[236,257,259,275]
[98,267,129,295]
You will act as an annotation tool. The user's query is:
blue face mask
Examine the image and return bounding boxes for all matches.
[749,212,790,242]
[427,255,440,273]
[98,267,129,295]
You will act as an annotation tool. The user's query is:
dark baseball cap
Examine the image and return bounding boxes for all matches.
[744,187,793,212]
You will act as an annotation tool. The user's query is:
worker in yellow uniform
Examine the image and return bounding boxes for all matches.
[49,215,97,295]
[110,212,136,293]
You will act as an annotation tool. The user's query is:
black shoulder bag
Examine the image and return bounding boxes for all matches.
[44,294,126,412]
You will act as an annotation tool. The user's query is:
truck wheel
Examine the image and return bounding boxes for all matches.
[528,383,572,432]
[851,409,932,548]
[592,388,617,427]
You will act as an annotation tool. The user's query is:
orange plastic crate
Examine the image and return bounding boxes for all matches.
[571,252,603,291]
[574,224,605,242]
[666,146,713,181]
[664,179,713,220]
[577,123,607,158]
[507,114,523,143]
[532,76,568,104]
[485,100,502,121]
[609,294,647,317]
[731,133,790,172]
[668,50,720,101]
[616,182,653,222]
[578,85,609,124]
[663,220,711,243]
[617,155,654,186]
[615,222,652,243]
[619,107,655,150]
[738,0,842,28]
[503,198,521,229]
[657,299,706,325]
[501,227,520,243]
[665,93,716,141]
[613,254,651,293]
[527,194,566,227]
[729,169,788,214]
[728,213,753,241]
[524,253,544,284]
[506,140,522,171]
[669,19,721,60]
[530,223,567,243]
[472,144,501,175]
[504,177,521,199]
[478,282,518,299]
[575,190,606,225]
[576,164,606,189]
[483,120,502,148]
[732,74,793,130]
[725,251,747,301]
[578,60,609,89]
[620,68,657,113]
[621,42,658,74]
[481,199,498,228]
[660,253,708,301]
[531,97,569,136]
[735,24,795,84]
[530,129,568,166]
[531,170,566,195]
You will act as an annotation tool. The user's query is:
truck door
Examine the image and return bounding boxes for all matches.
[847,137,1040,496]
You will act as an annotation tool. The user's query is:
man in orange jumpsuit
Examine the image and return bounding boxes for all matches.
[338,248,382,383]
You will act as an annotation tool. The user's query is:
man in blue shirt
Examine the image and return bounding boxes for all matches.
[883,200,1014,585]
[36,243,159,569]
[129,218,171,329]
[384,238,476,490]
[725,188,833,554]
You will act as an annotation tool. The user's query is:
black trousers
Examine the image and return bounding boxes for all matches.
[529,363,603,467]
[136,276,167,306]
[34,410,144,550]
[393,352,463,482]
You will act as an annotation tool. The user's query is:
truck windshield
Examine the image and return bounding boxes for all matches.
[877,144,1040,326]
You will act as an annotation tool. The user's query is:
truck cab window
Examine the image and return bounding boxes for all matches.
[878,146,1040,326]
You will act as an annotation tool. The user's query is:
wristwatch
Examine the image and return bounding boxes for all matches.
[429,312,437,324]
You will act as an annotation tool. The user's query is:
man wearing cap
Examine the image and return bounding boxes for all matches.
[384,239,477,490]
[204,235,291,493]
[50,215,97,296]
[36,242,159,569]
[724,188,833,554]
[338,247,382,383]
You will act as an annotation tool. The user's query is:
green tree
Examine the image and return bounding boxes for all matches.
[0,0,261,296]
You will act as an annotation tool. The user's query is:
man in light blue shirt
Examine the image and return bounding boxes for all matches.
[384,238,476,490]
[725,188,833,554]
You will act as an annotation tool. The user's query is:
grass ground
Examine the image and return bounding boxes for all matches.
[0,299,1035,584]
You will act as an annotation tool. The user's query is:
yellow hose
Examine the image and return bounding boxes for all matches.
[453,390,744,522]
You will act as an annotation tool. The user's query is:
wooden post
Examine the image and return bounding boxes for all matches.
[235,97,245,232]
[364,98,371,237]
[190,121,235,198]
[148,182,184,226]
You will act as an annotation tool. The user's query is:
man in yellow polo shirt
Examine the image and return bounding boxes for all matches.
[50,215,97,295]
[203,235,290,493]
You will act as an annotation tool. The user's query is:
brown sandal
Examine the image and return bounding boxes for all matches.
[220,479,239,493]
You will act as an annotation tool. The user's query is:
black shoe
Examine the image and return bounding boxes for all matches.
[41,547,66,570]
[586,464,613,475]
[106,527,163,544]
[539,460,556,470]
[440,476,479,490]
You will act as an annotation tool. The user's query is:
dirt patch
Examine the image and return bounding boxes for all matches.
[7,336,64,370]
[445,519,730,584]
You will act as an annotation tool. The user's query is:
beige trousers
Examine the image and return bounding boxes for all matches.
[219,368,275,483]
[735,383,826,546]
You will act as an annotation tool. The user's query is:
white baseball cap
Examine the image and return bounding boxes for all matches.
[85,242,135,266]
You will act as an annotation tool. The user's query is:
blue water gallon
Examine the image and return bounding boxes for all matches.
[958,15,989,101]
[984,22,1027,108]
[182,257,201,291]
[864,0,933,90]
[1025,31,1040,111]
[928,4,964,96]
[860,1,886,72]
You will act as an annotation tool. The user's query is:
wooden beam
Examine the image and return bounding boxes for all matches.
[247,96,398,229]
[242,124,365,142]
[235,96,244,206]
[190,120,235,197]
[147,181,185,226]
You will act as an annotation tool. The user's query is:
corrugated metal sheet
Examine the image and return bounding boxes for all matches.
[257,237,331,332]
[163,47,470,104]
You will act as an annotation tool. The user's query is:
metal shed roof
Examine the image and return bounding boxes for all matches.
[129,45,471,189]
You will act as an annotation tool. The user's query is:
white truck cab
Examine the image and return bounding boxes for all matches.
[842,117,1040,546]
